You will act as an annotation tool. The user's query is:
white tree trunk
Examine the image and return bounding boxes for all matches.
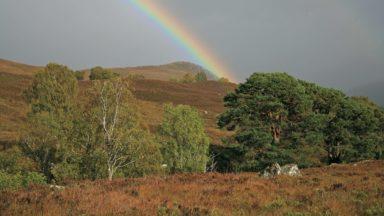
[108,167,114,181]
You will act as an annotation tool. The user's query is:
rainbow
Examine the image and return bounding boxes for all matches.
[123,0,235,81]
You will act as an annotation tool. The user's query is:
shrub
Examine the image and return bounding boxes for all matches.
[0,147,27,174]
[127,73,145,80]
[89,66,119,80]
[0,171,22,190]
[51,162,80,184]
[74,71,85,80]
[22,172,46,187]
[0,171,45,191]
[180,73,195,83]
[365,203,384,216]
[195,72,208,82]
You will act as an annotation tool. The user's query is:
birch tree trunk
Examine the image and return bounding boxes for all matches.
[93,78,138,181]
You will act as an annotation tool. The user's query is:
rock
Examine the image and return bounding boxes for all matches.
[281,164,301,176]
[49,185,65,190]
[262,162,281,178]
[262,163,301,178]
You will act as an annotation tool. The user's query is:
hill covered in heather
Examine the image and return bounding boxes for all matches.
[0,59,234,147]
[111,61,213,81]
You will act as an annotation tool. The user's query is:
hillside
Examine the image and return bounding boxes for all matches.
[0,58,40,146]
[1,160,383,215]
[0,59,41,76]
[110,61,212,81]
[0,59,235,148]
[348,81,384,107]
[0,59,211,80]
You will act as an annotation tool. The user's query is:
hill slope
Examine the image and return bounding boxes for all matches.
[0,58,41,76]
[111,61,212,81]
[348,81,384,107]
[1,160,383,215]
[0,59,212,81]
[0,59,234,147]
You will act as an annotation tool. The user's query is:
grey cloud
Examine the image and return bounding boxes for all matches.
[0,0,383,90]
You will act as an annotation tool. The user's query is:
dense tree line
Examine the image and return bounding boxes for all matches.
[215,73,384,172]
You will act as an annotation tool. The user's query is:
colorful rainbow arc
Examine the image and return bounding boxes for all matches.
[124,0,235,81]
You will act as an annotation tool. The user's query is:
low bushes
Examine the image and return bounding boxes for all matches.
[0,171,46,191]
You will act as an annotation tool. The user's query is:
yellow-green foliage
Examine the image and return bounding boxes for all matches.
[21,63,79,181]
[159,104,210,173]
[23,63,78,114]
[85,78,162,180]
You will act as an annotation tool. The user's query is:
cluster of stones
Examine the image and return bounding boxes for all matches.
[262,163,301,178]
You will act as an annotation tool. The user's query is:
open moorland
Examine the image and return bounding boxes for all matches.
[0,160,383,216]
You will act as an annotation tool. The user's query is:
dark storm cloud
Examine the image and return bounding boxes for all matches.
[0,0,383,90]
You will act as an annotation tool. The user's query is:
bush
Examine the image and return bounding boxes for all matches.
[74,71,85,80]
[195,72,207,82]
[127,74,145,80]
[1,148,36,173]
[22,172,46,188]
[51,162,80,184]
[180,73,195,83]
[0,171,22,190]
[365,203,384,216]
[89,66,119,80]
[0,171,45,191]
[0,147,23,174]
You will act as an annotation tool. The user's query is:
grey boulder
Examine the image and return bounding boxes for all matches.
[262,163,301,178]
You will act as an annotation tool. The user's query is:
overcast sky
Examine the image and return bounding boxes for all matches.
[0,0,383,90]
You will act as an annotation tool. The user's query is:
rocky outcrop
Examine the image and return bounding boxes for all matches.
[280,164,301,176]
[262,163,301,178]
[262,163,281,178]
